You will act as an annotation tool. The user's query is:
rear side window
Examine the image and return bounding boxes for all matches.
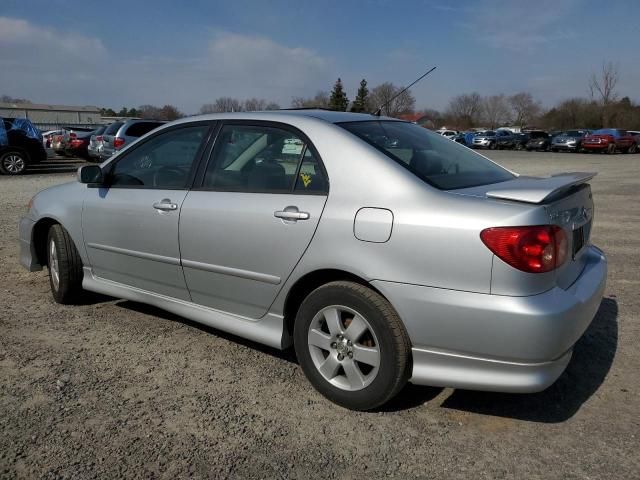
[124,122,163,138]
[203,124,327,194]
[340,121,514,190]
[104,122,124,135]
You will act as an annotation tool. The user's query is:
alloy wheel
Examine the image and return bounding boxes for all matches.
[3,154,26,174]
[49,239,60,292]
[307,305,380,391]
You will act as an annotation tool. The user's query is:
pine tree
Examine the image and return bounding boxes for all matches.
[329,78,349,111]
[351,79,369,112]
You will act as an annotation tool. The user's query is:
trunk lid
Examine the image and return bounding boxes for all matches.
[454,172,596,289]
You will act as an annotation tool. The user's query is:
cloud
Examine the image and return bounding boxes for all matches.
[461,0,578,53]
[205,32,330,91]
[0,17,333,112]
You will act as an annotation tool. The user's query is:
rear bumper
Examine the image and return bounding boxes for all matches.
[583,144,608,150]
[372,245,607,393]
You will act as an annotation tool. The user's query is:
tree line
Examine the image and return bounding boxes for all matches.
[5,62,638,129]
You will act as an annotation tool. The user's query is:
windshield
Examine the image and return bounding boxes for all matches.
[564,130,584,137]
[339,121,515,190]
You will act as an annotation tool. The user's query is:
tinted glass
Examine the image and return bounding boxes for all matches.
[109,125,207,189]
[203,125,312,193]
[339,121,514,190]
[104,122,124,135]
[294,148,328,193]
[125,121,163,138]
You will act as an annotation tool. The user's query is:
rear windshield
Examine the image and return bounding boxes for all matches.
[124,121,163,137]
[104,122,124,135]
[339,121,515,190]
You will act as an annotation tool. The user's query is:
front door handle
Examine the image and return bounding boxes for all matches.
[274,206,310,221]
[153,199,178,211]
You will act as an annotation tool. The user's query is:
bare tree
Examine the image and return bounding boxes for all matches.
[508,92,541,127]
[1,95,31,104]
[482,94,510,128]
[264,102,281,110]
[291,91,330,108]
[589,61,619,105]
[243,98,267,112]
[445,92,482,128]
[200,97,243,113]
[138,104,163,119]
[369,82,415,117]
[159,105,184,121]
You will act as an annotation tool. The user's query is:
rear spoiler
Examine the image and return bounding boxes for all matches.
[486,172,597,204]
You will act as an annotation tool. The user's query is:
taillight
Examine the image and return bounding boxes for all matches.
[114,137,125,149]
[96,135,103,142]
[480,225,568,273]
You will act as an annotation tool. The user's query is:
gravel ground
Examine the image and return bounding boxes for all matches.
[1,152,638,479]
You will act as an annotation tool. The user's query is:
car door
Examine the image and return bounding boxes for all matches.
[179,122,329,319]
[82,123,212,300]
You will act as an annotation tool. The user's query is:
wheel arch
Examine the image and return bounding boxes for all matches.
[32,217,60,266]
[283,268,387,338]
[1,146,31,162]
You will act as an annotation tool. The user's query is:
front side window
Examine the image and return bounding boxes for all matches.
[203,124,327,193]
[340,121,515,190]
[108,125,208,188]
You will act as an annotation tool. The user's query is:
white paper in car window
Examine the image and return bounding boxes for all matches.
[281,138,304,155]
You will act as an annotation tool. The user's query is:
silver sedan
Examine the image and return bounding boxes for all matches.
[19,110,607,410]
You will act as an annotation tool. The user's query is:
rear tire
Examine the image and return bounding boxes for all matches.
[627,144,637,154]
[293,281,411,411]
[47,225,84,304]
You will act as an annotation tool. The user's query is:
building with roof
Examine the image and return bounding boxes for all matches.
[0,102,102,128]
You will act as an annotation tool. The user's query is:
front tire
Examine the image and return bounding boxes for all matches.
[0,150,28,175]
[47,225,84,304]
[293,281,411,411]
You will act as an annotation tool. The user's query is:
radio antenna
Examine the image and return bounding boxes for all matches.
[372,66,437,116]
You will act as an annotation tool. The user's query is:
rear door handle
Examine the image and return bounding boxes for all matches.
[274,207,310,221]
[153,199,178,211]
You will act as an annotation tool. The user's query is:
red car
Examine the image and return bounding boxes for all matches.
[582,129,638,154]
[65,131,93,159]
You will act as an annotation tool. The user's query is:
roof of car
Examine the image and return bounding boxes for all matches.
[171,109,400,126]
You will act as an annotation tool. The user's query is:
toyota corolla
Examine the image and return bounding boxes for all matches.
[19,110,607,410]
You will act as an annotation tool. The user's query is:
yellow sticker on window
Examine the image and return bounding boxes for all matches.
[300,173,312,188]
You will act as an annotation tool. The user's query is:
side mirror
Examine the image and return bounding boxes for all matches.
[77,165,104,185]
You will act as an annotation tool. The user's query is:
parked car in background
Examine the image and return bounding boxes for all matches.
[0,117,47,175]
[494,129,516,149]
[87,125,107,161]
[512,133,529,150]
[525,131,552,151]
[551,130,591,152]
[50,132,68,155]
[19,110,607,410]
[41,129,65,148]
[437,129,458,139]
[471,129,514,149]
[65,130,94,159]
[100,120,164,160]
[471,130,497,149]
[582,129,638,154]
[450,132,467,144]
